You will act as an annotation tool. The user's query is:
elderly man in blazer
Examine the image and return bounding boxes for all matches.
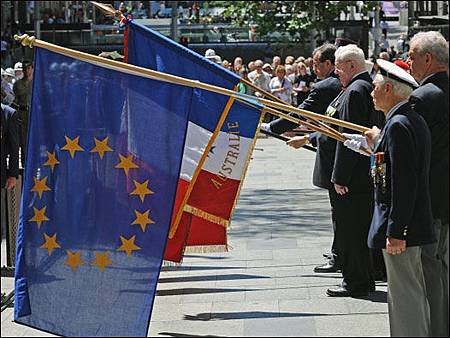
[346,59,435,336]
[408,31,449,338]
[322,44,381,297]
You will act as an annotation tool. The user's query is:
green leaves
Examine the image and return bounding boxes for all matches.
[209,1,368,42]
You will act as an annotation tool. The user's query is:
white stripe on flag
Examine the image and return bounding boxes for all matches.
[180,122,253,181]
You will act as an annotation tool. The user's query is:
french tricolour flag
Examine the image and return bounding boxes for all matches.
[125,21,262,262]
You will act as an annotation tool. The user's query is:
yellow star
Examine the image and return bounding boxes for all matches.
[90,137,113,160]
[43,151,60,172]
[30,176,51,199]
[92,252,112,272]
[40,233,61,256]
[131,209,155,232]
[29,206,49,229]
[117,235,141,257]
[115,153,139,176]
[61,135,84,158]
[65,251,84,272]
[130,179,154,203]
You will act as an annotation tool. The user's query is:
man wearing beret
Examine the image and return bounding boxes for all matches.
[346,59,435,336]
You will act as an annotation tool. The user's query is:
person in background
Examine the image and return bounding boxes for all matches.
[13,62,23,82]
[236,67,254,96]
[269,65,293,105]
[262,63,273,76]
[249,60,271,97]
[1,68,15,105]
[233,56,243,73]
[293,62,313,106]
[379,51,390,61]
[13,60,33,167]
[272,56,281,71]
[1,103,19,191]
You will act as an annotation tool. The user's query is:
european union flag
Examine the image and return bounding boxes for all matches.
[14,47,193,336]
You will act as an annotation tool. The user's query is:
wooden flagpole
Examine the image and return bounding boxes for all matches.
[14,34,370,135]
[241,78,344,140]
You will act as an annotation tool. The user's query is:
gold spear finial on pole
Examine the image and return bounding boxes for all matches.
[91,1,124,20]
[14,34,36,48]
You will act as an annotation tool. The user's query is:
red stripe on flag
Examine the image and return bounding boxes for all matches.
[164,170,241,262]
[188,169,240,218]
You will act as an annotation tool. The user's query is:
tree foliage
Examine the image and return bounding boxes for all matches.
[210,1,377,41]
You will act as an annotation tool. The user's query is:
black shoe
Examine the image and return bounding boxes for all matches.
[314,262,341,273]
[326,286,368,298]
[373,270,387,282]
[323,252,332,259]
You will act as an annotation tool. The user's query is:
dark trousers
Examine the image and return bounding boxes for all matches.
[18,116,28,168]
[328,189,341,267]
[332,190,374,292]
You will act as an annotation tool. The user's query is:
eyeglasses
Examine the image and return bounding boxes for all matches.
[335,59,354,70]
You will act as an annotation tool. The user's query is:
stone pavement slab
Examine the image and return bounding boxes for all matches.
[1,138,389,337]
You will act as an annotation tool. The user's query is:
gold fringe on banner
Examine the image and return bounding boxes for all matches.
[183,204,230,227]
[162,260,183,267]
[184,245,229,254]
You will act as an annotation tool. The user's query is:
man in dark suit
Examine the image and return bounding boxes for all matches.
[260,43,343,272]
[324,44,380,297]
[407,31,449,337]
[359,59,435,336]
[1,103,19,190]
[1,102,20,240]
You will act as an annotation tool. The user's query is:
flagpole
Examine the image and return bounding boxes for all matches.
[241,78,344,140]
[14,34,369,134]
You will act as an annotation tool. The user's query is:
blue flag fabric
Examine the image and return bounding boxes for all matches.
[14,47,193,336]
[126,21,241,131]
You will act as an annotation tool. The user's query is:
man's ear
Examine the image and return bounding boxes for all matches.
[385,82,393,93]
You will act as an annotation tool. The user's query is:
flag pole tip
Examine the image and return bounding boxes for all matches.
[14,34,35,48]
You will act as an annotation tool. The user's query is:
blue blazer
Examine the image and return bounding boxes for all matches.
[410,71,449,224]
[368,102,435,249]
[269,74,342,190]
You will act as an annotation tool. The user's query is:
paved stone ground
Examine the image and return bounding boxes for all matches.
[1,137,389,337]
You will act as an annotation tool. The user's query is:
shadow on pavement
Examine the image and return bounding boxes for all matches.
[158,332,224,337]
[158,274,270,283]
[184,311,353,321]
[156,287,255,296]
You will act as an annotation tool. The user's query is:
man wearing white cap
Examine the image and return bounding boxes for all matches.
[345,59,434,336]
[1,68,15,105]
[14,62,23,81]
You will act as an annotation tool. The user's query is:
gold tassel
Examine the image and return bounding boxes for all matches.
[184,245,229,253]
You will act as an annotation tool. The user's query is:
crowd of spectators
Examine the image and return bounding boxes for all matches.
[205,42,410,112]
